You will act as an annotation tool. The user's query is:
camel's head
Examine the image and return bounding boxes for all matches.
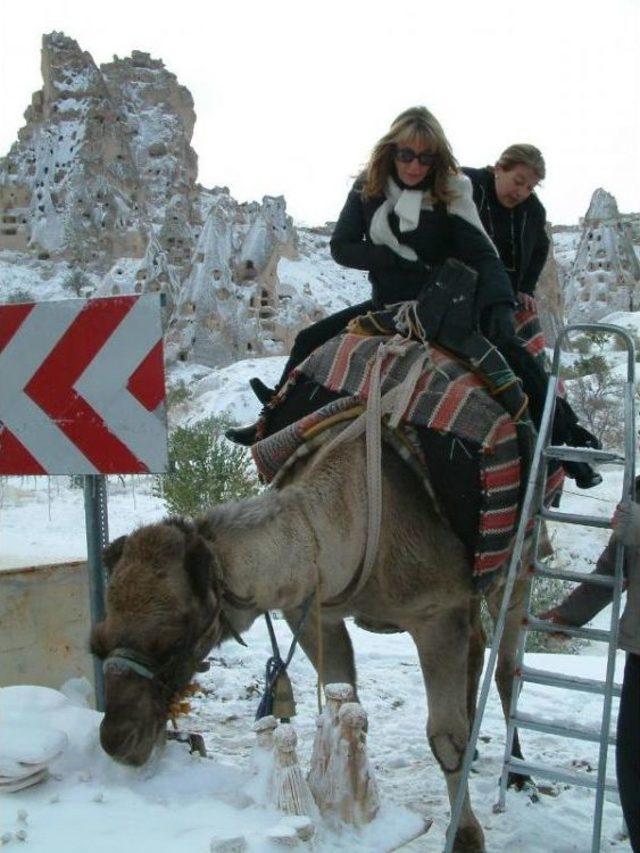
[90,519,226,766]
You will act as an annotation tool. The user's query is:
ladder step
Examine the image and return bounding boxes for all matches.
[512,711,616,744]
[539,507,612,528]
[532,563,616,587]
[525,616,611,643]
[520,665,622,697]
[544,445,625,465]
[506,758,617,793]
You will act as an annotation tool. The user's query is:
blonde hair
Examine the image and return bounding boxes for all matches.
[362,106,459,203]
[496,144,546,181]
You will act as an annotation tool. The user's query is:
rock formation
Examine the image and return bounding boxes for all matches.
[0,32,311,367]
[533,224,564,347]
[564,188,640,323]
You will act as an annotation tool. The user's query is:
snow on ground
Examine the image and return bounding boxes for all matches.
[279,229,370,318]
[0,465,633,851]
[168,356,288,429]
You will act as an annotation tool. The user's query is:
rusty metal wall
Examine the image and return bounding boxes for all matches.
[0,561,94,691]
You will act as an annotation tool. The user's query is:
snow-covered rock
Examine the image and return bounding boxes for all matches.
[565,188,640,322]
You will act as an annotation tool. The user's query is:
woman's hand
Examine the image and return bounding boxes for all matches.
[612,501,640,547]
[518,293,537,313]
[537,608,571,640]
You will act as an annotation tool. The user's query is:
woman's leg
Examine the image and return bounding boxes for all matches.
[227,299,373,445]
[617,652,640,852]
[275,299,373,392]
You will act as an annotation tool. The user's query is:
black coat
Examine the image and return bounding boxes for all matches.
[329,175,515,315]
[462,167,550,297]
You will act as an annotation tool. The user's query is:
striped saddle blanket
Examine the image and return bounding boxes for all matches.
[252,308,563,584]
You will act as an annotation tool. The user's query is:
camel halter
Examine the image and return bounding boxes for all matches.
[101,598,240,688]
[103,648,157,680]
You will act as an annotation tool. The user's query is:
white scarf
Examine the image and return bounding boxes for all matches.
[368,178,434,262]
[368,173,499,263]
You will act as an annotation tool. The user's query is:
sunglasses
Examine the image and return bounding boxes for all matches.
[394,146,437,167]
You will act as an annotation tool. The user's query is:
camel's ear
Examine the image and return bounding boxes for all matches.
[184,536,213,601]
[102,535,127,575]
[89,621,109,658]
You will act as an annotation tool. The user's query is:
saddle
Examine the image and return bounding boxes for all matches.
[251,259,562,588]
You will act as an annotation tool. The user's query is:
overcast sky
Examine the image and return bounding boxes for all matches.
[1,0,638,227]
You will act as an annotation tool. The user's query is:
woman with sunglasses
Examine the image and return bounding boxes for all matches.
[227,105,514,445]
[227,107,600,488]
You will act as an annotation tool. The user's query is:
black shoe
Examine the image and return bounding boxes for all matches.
[225,423,258,447]
[249,377,275,405]
[564,461,603,489]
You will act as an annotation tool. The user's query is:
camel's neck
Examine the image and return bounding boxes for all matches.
[200,466,366,614]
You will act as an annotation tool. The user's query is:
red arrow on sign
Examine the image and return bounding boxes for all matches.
[26,298,147,473]
[0,295,168,475]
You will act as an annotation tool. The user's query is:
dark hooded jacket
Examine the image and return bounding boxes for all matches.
[462,166,550,297]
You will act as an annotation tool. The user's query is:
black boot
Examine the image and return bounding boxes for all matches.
[225,423,258,447]
[563,460,603,489]
[249,377,275,405]
[555,398,602,449]
[570,423,602,450]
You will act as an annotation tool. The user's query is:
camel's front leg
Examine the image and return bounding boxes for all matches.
[410,608,485,853]
[283,609,358,695]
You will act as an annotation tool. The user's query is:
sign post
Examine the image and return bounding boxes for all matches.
[0,294,169,709]
[83,475,109,709]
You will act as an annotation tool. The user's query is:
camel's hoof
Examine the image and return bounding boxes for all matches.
[452,825,485,853]
[507,770,534,791]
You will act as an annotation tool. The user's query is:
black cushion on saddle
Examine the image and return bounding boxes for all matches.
[263,377,350,436]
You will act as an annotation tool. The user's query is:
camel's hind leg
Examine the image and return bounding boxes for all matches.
[485,570,532,788]
[467,596,486,731]
[410,607,485,853]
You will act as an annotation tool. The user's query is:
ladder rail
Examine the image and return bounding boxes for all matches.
[444,377,558,851]
[444,323,635,853]
[591,366,636,850]
[497,436,555,809]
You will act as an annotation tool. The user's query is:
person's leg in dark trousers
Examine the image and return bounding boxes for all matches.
[276,299,373,391]
[226,299,373,445]
[617,652,640,852]
[492,336,601,488]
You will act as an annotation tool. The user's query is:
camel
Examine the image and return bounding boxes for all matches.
[91,426,533,852]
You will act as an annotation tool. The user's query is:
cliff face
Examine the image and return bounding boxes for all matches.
[0,32,306,367]
[565,188,640,322]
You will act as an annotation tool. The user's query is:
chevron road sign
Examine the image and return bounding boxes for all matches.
[0,294,168,475]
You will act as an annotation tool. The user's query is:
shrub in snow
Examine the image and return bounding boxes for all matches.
[152,416,260,517]
[5,289,34,304]
[165,380,192,411]
[63,269,91,297]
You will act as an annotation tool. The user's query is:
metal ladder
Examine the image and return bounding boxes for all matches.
[445,323,636,853]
